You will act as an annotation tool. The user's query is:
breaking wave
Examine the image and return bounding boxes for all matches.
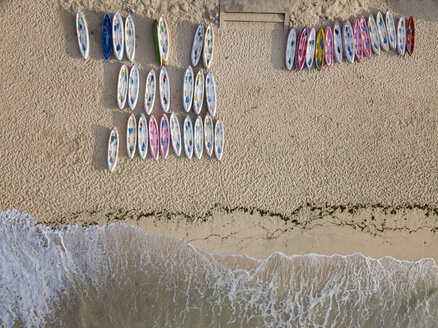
[0,209,437,327]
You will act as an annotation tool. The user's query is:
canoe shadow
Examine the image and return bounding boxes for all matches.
[271,25,288,71]
[92,125,110,171]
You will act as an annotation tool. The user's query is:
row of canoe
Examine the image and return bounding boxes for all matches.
[107,113,224,172]
[285,11,415,71]
[116,64,218,117]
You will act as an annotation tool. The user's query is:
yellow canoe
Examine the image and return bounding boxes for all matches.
[315,28,325,71]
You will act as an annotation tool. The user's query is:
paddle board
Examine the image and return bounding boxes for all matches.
[138,114,148,160]
[191,22,205,67]
[306,27,316,70]
[397,16,406,56]
[159,66,170,113]
[144,69,156,115]
[368,14,381,55]
[214,119,224,161]
[333,21,343,64]
[183,66,194,113]
[386,10,396,50]
[158,15,169,65]
[285,28,296,71]
[170,112,182,157]
[149,115,159,160]
[126,114,137,159]
[315,28,325,70]
[117,64,128,109]
[353,19,364,62]
[343,20,355,63]
[193,70,204,115]
[128,64,139,110]
[406,16,415,56]
[152,20,161,65]
[205,72,216,117]
[107,127,119,172]
[204,114,214,157]
[203,24,214,68]
[112,12,124,60]
[76,10,89,59]
[324,26,333,68]
[183,115,193,160]
[102,13,112,60]
[296,26,309,70]
[160,114,170,159]
[125,14,135,62]
[360,16,372,59]
[376,11,389,52]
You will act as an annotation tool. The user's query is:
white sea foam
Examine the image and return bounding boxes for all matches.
[0,209,437,327]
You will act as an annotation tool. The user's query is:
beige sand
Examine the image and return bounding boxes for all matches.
[0,0,437,261]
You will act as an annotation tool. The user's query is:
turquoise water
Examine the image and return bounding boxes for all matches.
[0,210,437,327]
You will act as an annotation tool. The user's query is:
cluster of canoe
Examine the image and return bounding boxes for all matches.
[285,10,415,71]
[74,10,224,172]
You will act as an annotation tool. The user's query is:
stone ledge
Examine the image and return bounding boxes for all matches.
[220,0,290,29]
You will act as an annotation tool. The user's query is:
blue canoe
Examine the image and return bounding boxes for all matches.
[102,13,112,60]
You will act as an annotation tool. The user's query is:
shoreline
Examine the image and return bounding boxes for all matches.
[34,203,438,262]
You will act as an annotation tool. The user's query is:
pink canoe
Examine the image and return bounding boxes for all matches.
[324,26,334,68]
[160,114,170,159]
[353,19,364,62]
[296,26,309,71]
[149,115,159,160]
[360,16,372,59]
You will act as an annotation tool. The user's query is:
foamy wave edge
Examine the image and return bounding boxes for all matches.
[1,209,437,327]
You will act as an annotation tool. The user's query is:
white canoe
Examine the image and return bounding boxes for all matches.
[159,66,170,113]
[182,66,194,113]
[376,11,389,52]
[306,27,316,70]
[343,20,355,63]
[144,69,156,115]
[76,10,89,59]
[285,28,296,70]
[204,114,214,157]
[170,112,182,157]
[183,115,193,160]
[117,64,128,109]
[194,116,203,160]
[203,24,214,68]
[125,14,135,62]
[333,21,343,64]
[368,14,381,56]
[205,72,216,117]
[128,64,139,110]
[126,114,137,159]
[160,114,170,159]
[214,119,224,161]
[138,114,148,160]
[107,127,119,172]
[193,70,204,115]
[397,16,406,56]
[385,10,396,50]
[191,22,205,67]
[113,12,124,60]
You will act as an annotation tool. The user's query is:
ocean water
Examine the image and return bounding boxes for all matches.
[0,210,437,327]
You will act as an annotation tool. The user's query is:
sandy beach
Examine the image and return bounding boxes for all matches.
[1,0,438,263]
